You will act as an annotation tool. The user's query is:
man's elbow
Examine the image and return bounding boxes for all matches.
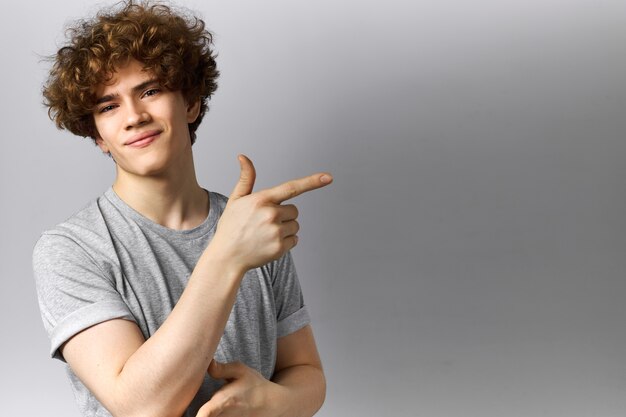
[106,382,190,417]
[314,366,327,413]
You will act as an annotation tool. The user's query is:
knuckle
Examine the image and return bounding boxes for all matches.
[285,183,298,199]
[223,396,237,409]
[271,225,282,240]
[251,194,265,208]
[275,241,286,255]
[271,240,284,255]
[263,208,278,223]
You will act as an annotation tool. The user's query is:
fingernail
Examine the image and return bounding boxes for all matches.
[320,174,333,184]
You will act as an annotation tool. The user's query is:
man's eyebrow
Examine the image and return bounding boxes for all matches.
[95,78,160,105]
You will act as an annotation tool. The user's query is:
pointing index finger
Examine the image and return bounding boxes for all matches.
[264,173,333,203]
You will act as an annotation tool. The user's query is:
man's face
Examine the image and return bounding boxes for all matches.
[93,59,200,178]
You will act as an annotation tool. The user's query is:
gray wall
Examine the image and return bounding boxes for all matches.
[2,0,625,415]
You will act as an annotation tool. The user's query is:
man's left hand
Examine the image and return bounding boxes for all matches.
[196,360,287,417]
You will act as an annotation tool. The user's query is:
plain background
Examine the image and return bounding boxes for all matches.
[2,0,626,415]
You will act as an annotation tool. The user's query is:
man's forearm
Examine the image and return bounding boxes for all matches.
[112,244,245,417]
[271,364,327,417]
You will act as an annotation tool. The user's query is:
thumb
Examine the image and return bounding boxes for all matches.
[208,360,246,381]
[228,154,256,201]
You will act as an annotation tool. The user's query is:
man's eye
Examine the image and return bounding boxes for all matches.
[99,105,116,113]
[144,89,160,97]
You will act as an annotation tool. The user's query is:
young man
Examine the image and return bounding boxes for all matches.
[33,2,331,417]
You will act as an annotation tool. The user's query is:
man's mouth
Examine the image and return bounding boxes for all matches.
[126,130,162,147]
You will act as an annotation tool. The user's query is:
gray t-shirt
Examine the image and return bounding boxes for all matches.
[32,187,310,417]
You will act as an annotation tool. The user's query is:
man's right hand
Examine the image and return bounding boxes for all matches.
[210,154,333,274]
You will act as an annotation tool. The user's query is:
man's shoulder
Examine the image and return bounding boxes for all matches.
[34,190,114,259]
[209,190,229,207]
[42,192,106,234]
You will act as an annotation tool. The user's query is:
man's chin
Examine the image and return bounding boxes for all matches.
[118,161,170,179]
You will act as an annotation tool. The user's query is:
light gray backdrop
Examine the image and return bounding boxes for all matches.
[2,0,625,416]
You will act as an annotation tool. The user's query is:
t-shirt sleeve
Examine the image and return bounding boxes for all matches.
[32,233,136,361]
[271,251,311,338]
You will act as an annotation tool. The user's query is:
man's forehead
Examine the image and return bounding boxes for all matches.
[94,60,156,97]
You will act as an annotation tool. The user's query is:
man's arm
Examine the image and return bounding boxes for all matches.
[195,324,326,417]
[271,324,326,417]
[60,156,332,417]
[61,246,243,417]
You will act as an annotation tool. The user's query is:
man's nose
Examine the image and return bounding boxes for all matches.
[125,100,151,129]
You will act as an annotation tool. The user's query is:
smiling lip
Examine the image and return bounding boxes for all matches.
[125,130,161,147]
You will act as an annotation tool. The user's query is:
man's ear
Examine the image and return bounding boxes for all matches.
[186,98,201,123]
[95,136,110,154]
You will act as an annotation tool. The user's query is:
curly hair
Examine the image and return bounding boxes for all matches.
[43,0,219,145]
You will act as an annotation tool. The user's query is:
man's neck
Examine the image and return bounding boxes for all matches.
[111,164,209,231]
